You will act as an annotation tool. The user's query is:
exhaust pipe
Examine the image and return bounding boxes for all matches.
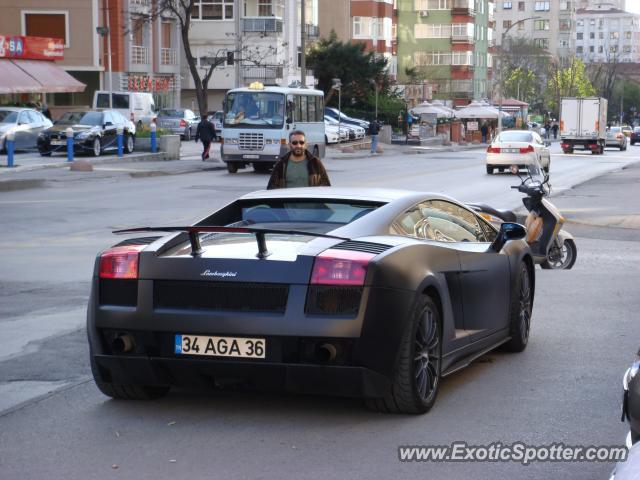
[317,343,338,362]
[112,334,135,354]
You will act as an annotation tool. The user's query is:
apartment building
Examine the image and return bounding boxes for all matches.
[0,0,102,108]
[493,0,575,62]
[579,0,625,9]
[575,2,640,63]
[397,0,494,106]
[318,0,397,77]
[102,0,181,109]
[181,0,318,112]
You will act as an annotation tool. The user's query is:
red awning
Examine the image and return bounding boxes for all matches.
[0,59,85,94]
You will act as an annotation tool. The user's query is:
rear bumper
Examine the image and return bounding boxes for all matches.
[486,152,537,166]
[92,354,391,397]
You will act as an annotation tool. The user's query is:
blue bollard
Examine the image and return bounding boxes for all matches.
[117,126,124,157]
[150,123,157,153]
[6,131,15,167]
[66,127,74,162]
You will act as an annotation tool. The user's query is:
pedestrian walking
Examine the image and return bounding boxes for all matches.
[481,123,489,143]
[544,122,551,139]
[195,116,216,161]
[267,130,330,189]
[370,118,381,154]
[552,122,559,140]
[406,112,413,144]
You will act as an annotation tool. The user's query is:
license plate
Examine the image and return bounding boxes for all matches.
[174,334,265,359]
[243,154,259,159]
[503,148,520,153]
[50,140,66,146]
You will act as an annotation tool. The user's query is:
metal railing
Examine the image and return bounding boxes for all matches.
[243,17,284,33]
[130,46,149,65]
[161,48,177,65]
[242,65,283,85]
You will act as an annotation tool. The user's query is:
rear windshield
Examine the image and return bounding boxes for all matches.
[158,109,184,117]
[609,127,621,132]
[497,132,533,143]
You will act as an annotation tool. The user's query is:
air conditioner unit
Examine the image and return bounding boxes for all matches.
[419,10,429,17]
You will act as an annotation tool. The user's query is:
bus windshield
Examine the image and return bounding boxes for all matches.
[224,92,285,128]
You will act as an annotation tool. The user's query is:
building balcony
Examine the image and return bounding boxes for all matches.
[161,48,177,65]
[129,0,151,14]
[452,0,475,16]
[243,17,284,33]
[452,34,474,43]
[242,65,284,85]
[130,45,149,65]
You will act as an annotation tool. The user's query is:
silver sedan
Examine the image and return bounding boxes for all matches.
[0,107,53,152]
[156,109,199,140]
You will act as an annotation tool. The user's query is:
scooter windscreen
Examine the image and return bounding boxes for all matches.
[527,157,544,186]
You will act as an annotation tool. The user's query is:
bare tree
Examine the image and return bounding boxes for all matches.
[147,1,276,116]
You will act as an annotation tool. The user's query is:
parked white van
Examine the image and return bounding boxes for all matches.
[93,91,157,126]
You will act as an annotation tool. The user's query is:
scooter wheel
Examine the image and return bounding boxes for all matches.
[541,239,577,270]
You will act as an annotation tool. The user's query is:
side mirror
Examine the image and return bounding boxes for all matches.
[104,121,114,127]
[490,222,527,252]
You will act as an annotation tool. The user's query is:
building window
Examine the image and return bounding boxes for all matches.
[518,2,525,11]
[598,46,603,53]
[414,0,450,9]
[576,46,583,54]
[625,31,632,39]
[610,32,619,40]
[589,32,594,39]
[533,38,549,49]
[517,21,524,30]
[503,20,512,29]
[610,45,618,53]
[534,20,549,30]
[560,1,571,10]
[22,11,69,47]
[599,32,604,39]
[502,1,512,9]
[191,0,234,20]
[559,19,571,31]
[258,0,272,16]
[131,18,145,46]
[534,2,549,11]
[353,17,361,36]
[577,32,583,40]
[576,20,583,27]
[623,45,631,53]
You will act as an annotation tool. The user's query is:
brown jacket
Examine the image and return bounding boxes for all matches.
[266,150,331,190]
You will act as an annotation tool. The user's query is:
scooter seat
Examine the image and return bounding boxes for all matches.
[468,203,518,223]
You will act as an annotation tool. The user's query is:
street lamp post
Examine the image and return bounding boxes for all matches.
[497,16,540,134]
[96,1,113,109]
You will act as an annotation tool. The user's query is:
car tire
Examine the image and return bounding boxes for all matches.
[125,134,135,154]
[486,165,494,175]
[184,127,191,141]
[632,428,640,445]
[501,262,533,353]
[90,355,169,400]
[540,239,577,270]
[227,162,239,173]
[564,148,573,154]
[92,137,102,157]
[366,294,441,414]
[39,151,52,157]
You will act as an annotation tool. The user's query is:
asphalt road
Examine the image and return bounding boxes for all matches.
[0,143,639,479]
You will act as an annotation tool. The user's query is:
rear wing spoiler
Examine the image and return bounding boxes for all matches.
[114,226,350,258]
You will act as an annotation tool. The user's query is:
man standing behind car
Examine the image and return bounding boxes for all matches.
[195,117,216,161]
[370,118,381,154]
[267,130,330,189]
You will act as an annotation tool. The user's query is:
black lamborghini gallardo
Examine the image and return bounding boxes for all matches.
[88,187,534,414]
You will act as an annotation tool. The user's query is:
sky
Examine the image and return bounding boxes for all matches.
[627,3,640,14]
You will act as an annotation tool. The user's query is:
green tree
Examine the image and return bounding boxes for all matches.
[544,58,596,117]
[504,68,538,104]
[306,31,396,120]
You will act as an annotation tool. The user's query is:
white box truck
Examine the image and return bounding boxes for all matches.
[560,97,607,154]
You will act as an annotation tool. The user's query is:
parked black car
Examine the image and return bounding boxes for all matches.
[38,110,135,157]
[631,127,640,146]
[622,348,640,446]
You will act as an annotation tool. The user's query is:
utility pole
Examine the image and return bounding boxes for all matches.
[300,0,306,87]
[234,0,241,87]
[497,16,539,134]
[106,0,113,108]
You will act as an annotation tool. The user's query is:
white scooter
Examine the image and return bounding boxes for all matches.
[469,161,577,269]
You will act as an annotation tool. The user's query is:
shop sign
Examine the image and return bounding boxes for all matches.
[0,35,64,60]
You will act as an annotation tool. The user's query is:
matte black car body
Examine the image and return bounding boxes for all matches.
[88,188,534,411]
[622,351,640,445]
[38,110,135,156]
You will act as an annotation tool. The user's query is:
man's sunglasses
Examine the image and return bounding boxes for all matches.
[290,140,305,145]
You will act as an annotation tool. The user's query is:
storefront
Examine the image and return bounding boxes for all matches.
[0,35,85,108]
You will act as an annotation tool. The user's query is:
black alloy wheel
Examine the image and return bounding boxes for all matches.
[502,262,533,352]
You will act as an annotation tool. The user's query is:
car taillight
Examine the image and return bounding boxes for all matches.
[99,245,145,279]
[487,146,501,153]
[520,145,534,153]
[179,119,187,127]
[616,134,623,139]
[310,250,376,286]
